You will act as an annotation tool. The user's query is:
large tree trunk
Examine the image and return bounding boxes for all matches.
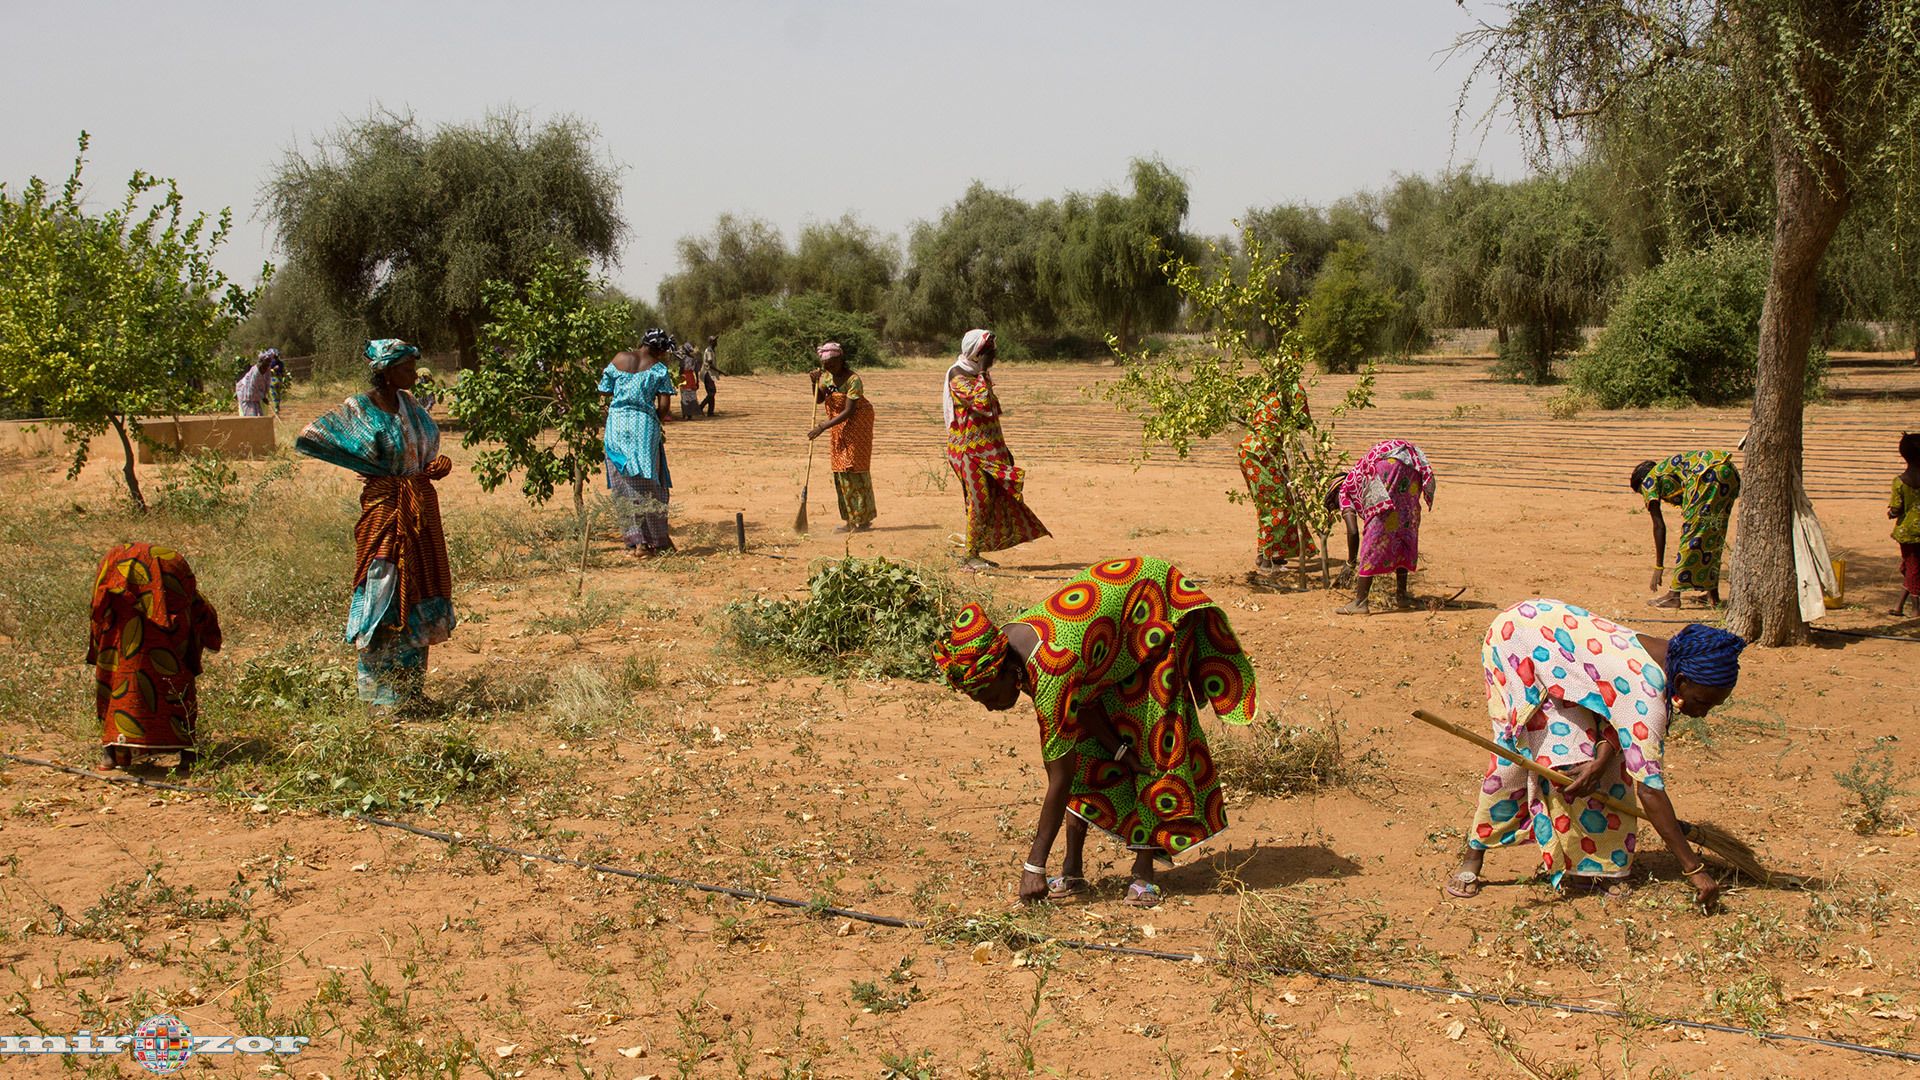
[109,414,146,512]
[1725,140,1850,646]
[454,315,480,370]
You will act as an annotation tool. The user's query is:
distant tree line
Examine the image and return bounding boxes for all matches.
[238,95,1917,385]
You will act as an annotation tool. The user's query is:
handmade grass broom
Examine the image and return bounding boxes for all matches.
[1412,707,1789,886]
[794,398,819,534]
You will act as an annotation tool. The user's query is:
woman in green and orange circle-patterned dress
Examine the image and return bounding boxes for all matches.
[933,556,1257,908]
[88,543,222,775]
[1633,450,1741,608]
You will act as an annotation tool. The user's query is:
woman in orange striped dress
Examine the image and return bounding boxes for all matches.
[944,328,1049,570]
[807,342,876,531]
[295,340,457,707]
[89,543,222,774]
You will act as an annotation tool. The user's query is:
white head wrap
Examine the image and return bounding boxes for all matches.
[943,329,993,427]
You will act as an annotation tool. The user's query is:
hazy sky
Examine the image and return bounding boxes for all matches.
[1,1,1532,300]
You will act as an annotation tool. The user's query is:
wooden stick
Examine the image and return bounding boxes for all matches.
[1413,708,1646,821]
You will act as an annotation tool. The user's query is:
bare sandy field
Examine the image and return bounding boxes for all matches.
[0,353,1916,1079]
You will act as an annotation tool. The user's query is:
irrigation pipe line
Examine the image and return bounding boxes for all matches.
[4,751,1918,1064]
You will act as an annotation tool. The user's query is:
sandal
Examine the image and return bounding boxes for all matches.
[1444,870,1482,899]
[1123,881,1163,908]
[1047,875,1090,901]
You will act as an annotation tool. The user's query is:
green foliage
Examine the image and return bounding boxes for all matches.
[888,182,1066,345]
[1053,158,1192,347]
[451,250,626,585]
[1428,174,1613,384]
[263,109,623,366]
[1299,240,1395,373]
[1104,226,1375,586]
[657,212,789,343]
[721,292,883,373]
[0,132,264,509]
[724,556,954,680]
[1835,737,1915,835]
[453,250,624,502]
[788,214,899,324]
[1573,237,1815,407]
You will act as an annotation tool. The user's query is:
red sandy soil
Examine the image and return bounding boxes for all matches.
[1,353,1917,1078]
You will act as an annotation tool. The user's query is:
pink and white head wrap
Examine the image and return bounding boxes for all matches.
[943,329,994,426]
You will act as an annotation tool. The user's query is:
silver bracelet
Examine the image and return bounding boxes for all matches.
[1022,861,1047,876]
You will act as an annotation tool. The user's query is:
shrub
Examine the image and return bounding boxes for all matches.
[1573,238,1828,407]
[719,292,884,373]
[1299,240,1395,374]
[725,556,953,679]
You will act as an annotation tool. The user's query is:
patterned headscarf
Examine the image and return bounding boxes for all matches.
[932,602,1010,697]
[642,328,676,353]
[943,329,994,427]
[365,339,421,372]
[817,342,844,361]
[1664,623,1746,688]
[256,347,280,363]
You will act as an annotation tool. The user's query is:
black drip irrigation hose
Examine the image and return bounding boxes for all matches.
[5,751,1918,1064]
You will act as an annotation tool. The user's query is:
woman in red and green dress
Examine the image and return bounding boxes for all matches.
[944,328,1049,570]
[88,543,222,774]
[933,556,1257,907]
[1237,382,1315,574]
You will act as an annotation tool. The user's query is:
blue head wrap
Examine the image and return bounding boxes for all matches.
[364,339,421,372]
[1664,624,1746,689]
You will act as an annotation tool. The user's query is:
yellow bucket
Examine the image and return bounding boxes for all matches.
[1825,558,1846,608]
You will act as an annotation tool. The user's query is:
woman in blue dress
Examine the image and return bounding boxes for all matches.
[602,329,678,555]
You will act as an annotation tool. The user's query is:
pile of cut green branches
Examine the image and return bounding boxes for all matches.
[727,556,955,679]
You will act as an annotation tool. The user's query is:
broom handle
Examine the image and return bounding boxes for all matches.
[1412,708,1646,822]
[802,397,819,486]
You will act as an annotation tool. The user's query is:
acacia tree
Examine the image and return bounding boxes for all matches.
[788,214,899,325]
[264,110,624,368]
[887,182,1066,345]
[1459,0,1920,644]
[1420,175,1612,382]
[1052,158,1192,348]
[1106,227,1375,589]
[449,250,626,590]
[656,213,790,343]
[0,133,264,510]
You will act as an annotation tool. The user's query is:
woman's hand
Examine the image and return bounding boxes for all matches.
[806,426,824,441]
[1019,867,1049,904]
[1561,755,1612,800]
[1649,567,1665,591]
[1687,865,1723,913]
[809,368,823,385]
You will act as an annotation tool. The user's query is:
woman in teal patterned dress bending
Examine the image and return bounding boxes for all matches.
[933,557,1258,907]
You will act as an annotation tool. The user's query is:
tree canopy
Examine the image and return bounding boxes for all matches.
[263,109,624,368]
[656,213,790,345]
[1459,0,1920,644]
[1052,158,1193,348]
[0,133,264,509]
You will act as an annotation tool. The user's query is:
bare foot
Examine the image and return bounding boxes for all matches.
[1393,592,1414,609]
[1646,594,1682,609]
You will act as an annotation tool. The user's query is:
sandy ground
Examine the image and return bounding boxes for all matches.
[1,353,1918,1079]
